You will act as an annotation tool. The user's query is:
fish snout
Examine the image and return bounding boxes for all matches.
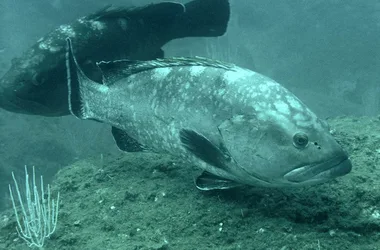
[0,79,55,115]
[0,79,18,112]
[0,84,27,113]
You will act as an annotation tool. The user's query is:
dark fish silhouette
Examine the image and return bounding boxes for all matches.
[0,0,230,116]
[65,38,352,190]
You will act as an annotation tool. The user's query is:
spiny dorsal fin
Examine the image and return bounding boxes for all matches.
[96,57,236,84]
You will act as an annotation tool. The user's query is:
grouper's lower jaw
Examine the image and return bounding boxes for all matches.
[283,157,353,184]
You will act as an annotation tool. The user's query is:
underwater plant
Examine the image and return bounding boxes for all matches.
[8,166,59,248]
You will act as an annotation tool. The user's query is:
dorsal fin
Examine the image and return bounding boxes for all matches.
[95,59,139,84]
[96,57,236,84]
[86,2,185,22]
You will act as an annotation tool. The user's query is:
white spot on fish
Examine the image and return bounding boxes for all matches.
[98,84,109,93]
[288,97,303,111]
[274,100,290,115]
[296,119,313,128]
[217,89,226,97]
[259,84,270,93]
[118,18,128,31]
[49,46,61,53]
[293,113,307,121]
[265,79,278,87]
[223,70,243,82]
[171,97,177,105]
[224,68,253,83]
[58,25,76,37]
[190,66,206,77]
[153,68,171,80]
[257,101,269,111]
[78,17,85,24]
[237,86,245,95]
[39,43,49,50]
[250,91,258,98]
[178,103,185,111]
[38,38,53,50]
[91,21,106,30]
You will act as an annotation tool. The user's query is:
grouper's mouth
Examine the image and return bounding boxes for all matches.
[283,155,352,184]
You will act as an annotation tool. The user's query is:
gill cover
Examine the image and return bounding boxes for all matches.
[218,114,273,184]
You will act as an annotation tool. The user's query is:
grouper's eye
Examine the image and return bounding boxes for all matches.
[293,132,309,148]
[32,72,46,86]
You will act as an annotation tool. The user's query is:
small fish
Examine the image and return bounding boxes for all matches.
[0,0,230,116]
[66,38,352,190]
[0,47,5,53]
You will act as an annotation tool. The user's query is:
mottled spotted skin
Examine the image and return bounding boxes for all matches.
[67,44,352,188]
[0,0,230,116]
[0,15,134,115]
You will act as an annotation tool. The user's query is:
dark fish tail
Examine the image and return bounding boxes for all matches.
[173,0,230,38]
[92,0,229,47]
[144,0,230,42]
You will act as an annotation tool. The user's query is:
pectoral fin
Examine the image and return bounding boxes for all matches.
[111,126,146,152]
[179,129,231,170]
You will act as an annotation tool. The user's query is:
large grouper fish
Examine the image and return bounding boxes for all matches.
[0,0,230,117]
[66,38,352,190]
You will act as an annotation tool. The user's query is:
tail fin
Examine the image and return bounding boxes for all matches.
[176,0,230,38]
[65,38,104,119]
[91,0,229,45]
